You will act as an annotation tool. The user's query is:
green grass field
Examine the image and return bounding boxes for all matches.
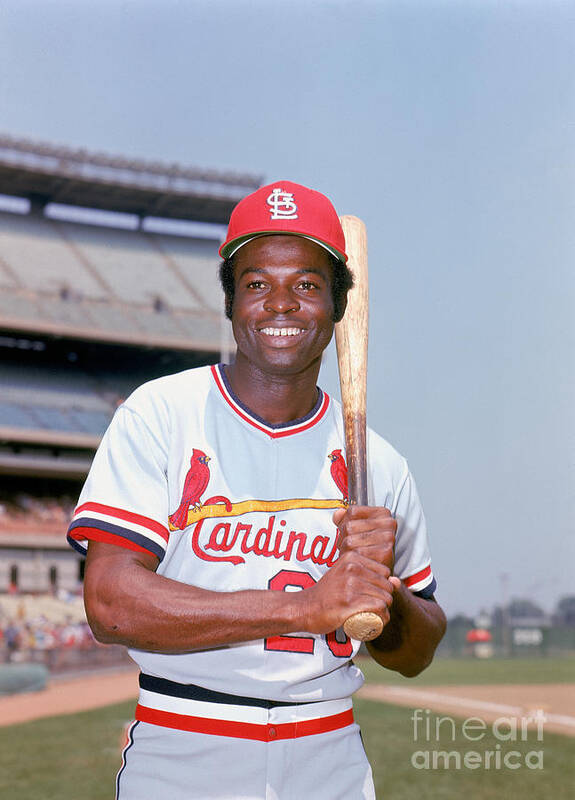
[0,700,134,800]
[1,656,573,799]
[356,696,573,800]
[358,653,575,687]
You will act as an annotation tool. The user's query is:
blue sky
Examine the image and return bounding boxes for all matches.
[1,0,573,618]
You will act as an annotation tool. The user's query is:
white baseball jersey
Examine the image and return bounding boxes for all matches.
[68,363,436,704]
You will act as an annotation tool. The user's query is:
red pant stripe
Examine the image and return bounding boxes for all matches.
[135,704,354,741]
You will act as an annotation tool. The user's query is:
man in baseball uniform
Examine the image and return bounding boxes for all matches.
[69,181,446,799]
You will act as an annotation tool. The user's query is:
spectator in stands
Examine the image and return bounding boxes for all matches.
[3,621,20,662]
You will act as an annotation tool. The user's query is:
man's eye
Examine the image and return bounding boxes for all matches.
[247,280,266,289]
[298,281,318,290]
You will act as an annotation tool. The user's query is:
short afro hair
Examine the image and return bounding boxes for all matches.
[219,251,353,323]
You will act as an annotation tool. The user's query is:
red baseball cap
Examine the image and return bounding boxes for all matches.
[219,180,348,263]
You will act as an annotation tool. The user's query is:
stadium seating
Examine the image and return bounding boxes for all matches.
[0,289,42,320]
[0,212,106,299]
[0,211,227,348]
[0,140,249,602]
[176,311,228,347]
[0,593,86,624]
[0,402,38,429]
[72,299,142,334]
[152,234,223,312]
[55,220,206,309]
[37,295,103,329]
[0,364,115,436]
[0,402,110,436]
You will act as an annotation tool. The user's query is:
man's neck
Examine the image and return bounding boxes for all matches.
[224,360,322,426]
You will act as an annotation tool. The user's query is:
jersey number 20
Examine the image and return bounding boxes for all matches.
[264,569,353,658]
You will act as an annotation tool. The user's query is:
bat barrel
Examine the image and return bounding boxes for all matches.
[335,214,369,509]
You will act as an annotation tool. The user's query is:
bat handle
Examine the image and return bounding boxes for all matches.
[343,611,384,642]
[340,466,385,642]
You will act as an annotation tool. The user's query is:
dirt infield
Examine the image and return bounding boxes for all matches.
[1,667,574,738]
[357,683,575,737]
[0,667,139,727]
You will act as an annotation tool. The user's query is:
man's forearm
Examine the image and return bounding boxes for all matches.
[83,539,397,653]
[366,580,446,677]
[84,544,308,652]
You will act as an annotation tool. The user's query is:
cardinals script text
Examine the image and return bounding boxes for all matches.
[189,508,340,568]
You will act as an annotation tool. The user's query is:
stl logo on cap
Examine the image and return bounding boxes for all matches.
[219,179,348,263]
[267,187,298,220]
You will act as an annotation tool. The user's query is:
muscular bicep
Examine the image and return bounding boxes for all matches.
[85,540,160,576]
[421,595,446,623]
[81,540,318,653]
[407,594,446,634]
[83,541,160,643]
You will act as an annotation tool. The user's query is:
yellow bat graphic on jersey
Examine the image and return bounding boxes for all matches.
[169,496,345,531]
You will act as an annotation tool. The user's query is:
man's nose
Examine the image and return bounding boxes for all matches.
[263,286,300,314]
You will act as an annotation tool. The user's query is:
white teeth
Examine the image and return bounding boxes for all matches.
[260,327,303,337]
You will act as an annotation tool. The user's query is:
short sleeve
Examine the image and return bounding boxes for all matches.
[391,468,437,599]
[67,405,169,561]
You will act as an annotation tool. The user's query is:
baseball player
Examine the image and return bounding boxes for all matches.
[68,181,445,799]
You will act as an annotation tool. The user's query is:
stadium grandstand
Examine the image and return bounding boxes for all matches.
[0,132,261,635]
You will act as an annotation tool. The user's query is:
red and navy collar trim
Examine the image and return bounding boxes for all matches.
[211,364,330,439]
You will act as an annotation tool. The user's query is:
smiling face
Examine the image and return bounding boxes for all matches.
[231,235,336,379]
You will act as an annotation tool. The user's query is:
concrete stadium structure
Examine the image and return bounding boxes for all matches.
[0,134,261,594]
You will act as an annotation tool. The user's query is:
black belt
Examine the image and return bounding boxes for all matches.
[139,673,313,710]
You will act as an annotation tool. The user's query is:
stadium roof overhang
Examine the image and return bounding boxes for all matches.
[0,315,227,354]
[0,134,262,223]
[0,428,99,480]
[0,452,94,480]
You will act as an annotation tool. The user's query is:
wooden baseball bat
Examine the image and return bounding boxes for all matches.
[335,216,384,642]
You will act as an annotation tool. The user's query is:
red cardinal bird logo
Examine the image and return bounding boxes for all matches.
[328,449,348,503]
[169,449,211,530]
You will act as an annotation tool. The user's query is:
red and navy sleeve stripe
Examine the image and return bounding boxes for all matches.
[403,564,436,599]
[67,502,169,561]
